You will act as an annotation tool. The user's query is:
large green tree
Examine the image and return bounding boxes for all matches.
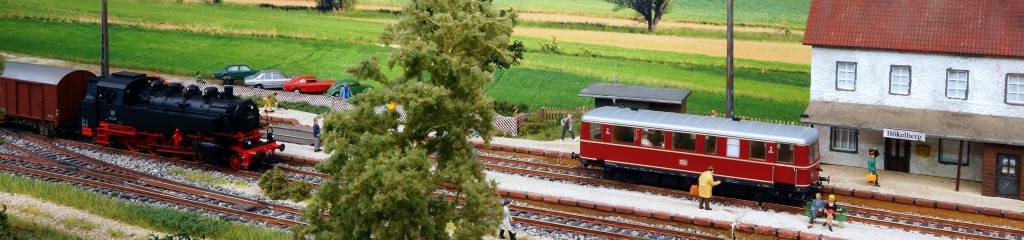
[607,0,672,32]
[296,0,521,239]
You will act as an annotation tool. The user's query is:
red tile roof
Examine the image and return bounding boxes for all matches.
[803,0,1024,59]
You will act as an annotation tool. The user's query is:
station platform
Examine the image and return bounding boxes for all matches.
[822,164,1023,213]
[481,137,1024,217]
[472,137,580,154]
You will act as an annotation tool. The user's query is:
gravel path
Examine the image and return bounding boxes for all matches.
[0,191,160,240]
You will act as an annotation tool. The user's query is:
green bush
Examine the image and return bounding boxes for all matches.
[0,204,10,240]
[259,167,313,201]
[540,37,562,54]
[493,101,528,116]
[149,233,205,240]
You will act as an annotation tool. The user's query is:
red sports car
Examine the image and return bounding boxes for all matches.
[283,75,335,94]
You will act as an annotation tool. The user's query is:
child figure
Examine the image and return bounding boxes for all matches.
[867,148,880,187]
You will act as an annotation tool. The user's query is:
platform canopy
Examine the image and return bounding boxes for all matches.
[578,83,690,104]
[802,101,1024,146]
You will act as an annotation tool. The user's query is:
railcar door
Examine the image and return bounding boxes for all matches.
[884,138,910,172]
[996,153,1020,198]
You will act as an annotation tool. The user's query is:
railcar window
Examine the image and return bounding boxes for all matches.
[613,126,634,144]
[641,129,664,148]
[809,142,819,162]
[750,141,766,159]
[589,123,602,140]
[778,144,795,163]
[672,133,696,151]
[726,138,740,158]
[704,136,718,154]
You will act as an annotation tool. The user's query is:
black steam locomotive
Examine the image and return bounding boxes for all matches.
[80,72,282,169]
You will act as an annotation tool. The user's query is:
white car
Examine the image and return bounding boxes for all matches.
[244,70,290,89]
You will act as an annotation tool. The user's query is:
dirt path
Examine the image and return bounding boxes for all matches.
[514,27,809,64]
[0,192,160,240]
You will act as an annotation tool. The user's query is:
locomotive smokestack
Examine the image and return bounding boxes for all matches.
[222,85,234,98]
[100,0,109,77]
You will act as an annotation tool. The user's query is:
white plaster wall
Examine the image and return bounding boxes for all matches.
[815,126,982,182]
[810,48,1024,118]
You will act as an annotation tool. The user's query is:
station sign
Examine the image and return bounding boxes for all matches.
[883,128,926,142]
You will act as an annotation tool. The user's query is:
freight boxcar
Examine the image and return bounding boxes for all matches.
[0,61,94,135]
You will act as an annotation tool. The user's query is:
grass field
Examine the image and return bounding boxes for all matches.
[0,18,808,120]
[0,172,289,239]
[360,0,810,29]
[0,0,811,122]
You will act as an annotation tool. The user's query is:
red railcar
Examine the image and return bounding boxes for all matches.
[577,106,823,203]
[0,61,95,135]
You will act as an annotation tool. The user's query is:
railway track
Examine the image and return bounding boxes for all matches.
[480,150,1024,240]
[510,205,716,240]
[0,130,304,226]
[54,138,327,185]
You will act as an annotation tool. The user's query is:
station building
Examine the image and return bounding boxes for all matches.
[800,0,1024,199]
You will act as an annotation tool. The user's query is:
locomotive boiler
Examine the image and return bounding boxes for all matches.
[80,71,283,169]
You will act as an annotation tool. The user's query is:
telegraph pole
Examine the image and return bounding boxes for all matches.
[725,0,735,119]
[101,0,109,77]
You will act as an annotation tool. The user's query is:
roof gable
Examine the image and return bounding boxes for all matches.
[803,0,1024,59]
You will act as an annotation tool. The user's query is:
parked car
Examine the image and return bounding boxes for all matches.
[283,75,335,94]
[243,70,290,89]
[213,64,259,85]
[324,79,371,98]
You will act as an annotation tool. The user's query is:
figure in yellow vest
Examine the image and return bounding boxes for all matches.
[698,165,721,210]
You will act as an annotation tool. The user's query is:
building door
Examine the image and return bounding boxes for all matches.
[884,138,911,172]
[996,153,1020,198]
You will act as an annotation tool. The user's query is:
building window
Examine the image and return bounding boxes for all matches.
[1008,74,1024,105]
[750,141,766,160]
[704,136,718,155]
[946,69,969,99]
[672,132,696,152]
[829,127,858,153]
[640,129,664,148]
[778,144,794,163]
[835,62,857,91]
[889,65,911,95]
[589,123,602,140]
[612,126,634,144]
[938,139,970,166]
[726,138,740,158]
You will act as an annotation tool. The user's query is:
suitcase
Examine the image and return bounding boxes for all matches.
[689,185,699,196]
[866,173,877,183]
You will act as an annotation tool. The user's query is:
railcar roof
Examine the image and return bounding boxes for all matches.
[582,106,818,144]
[578,83,690,104]
[0,61,93,86]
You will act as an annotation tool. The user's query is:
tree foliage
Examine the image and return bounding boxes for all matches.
[315,0,357,12]
[296,0,522,239]
[607,0,672,32]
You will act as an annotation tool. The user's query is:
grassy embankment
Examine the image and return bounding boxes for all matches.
[0,173,290,239]
[5,214,82,240]
[0,0,810,122]
[360,0,811,29]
